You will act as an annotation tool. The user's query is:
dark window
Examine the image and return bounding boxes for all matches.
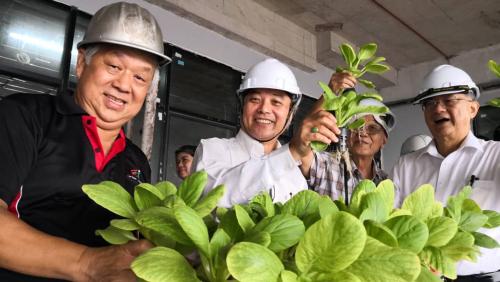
[167,46,241,123]
[0,0,68,85]
[474,105,500,141]
[162,112,236,184]
[151,45,242,182]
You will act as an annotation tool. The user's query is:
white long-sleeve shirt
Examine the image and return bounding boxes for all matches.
[192,130,308,208]
[392,132,500,275]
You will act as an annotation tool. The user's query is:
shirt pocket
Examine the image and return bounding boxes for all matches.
[470,180,497,210]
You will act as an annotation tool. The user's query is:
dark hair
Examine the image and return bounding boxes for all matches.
[175,145,197,157]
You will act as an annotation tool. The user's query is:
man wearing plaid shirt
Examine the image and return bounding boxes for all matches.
[289,73,395,202]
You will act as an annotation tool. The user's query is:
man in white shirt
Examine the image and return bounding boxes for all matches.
[391,64,500,280]
[193,58,340,207]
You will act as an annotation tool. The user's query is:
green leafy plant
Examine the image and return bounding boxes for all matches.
[83,174,500,281]
[310,43,390,153]
[487,60,500,107]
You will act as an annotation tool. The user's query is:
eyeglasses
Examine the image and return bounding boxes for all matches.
[351,123,385,135]
[421,97,472,111]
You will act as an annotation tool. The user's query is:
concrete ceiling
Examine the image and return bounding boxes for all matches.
[148,0,500,99]
[253,0,500,69]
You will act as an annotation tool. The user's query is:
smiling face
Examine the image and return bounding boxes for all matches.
[75,45,157,132]
[422,93,479,144]
[241,88,292,143]
[348,115,387,158]
[176,152,194,180]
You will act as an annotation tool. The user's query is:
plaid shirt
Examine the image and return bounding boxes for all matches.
[308,151,388,202]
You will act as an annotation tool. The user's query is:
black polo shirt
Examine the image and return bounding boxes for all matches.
[0,93,151,281]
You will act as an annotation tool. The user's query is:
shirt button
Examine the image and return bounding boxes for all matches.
[86,119,92,125]
[95,148,101,153]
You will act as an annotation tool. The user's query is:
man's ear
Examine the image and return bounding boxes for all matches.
[470,100,480,119]
[75,48,86,79]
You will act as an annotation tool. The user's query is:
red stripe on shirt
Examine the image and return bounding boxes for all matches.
[82,116,126,172]
[8,186,23,218]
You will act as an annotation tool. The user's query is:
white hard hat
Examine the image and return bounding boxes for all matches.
[413,64,479,104]
[78,2,171,65]
[400,134,432,156]
[238,58,302,109]
[352,98,396,136]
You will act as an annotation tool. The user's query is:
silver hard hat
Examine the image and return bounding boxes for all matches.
[77,2,171,65]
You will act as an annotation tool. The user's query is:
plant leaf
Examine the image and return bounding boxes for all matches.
[82,181,136,218]
[132,247,200,282]
[375,179,395,215]
[384,215,429,253]
[135,207,192,246]
[350,180,377,217]
[415,266,442,282]
[247,214,305,252]
[310,141,329,152]
[488,60,500,77]
[357,43,377,61]
[192,184,225,217]
[364,63,390,74]
[346,236,421,282]
[487,97,500,107]
[459,211,489,232]
[227,242,284,282]
[359,192,390,223]
[95,225,137,245]
[282,190,321,220]
[426,216,458,247]
[441,231,477,261]
[483,210,500,228]
[401,184,435,221]
[245,231,272,247]
[357,79,375,89]
[318,195,339,218]
[319,81,335,100]
[175,205,210,257]
[347,118,365,130]
[445,186,472,223]
[472,231,500,248]
[110,218,140,231]
[234,204,256,234]
[339,43,356,68]
[295,212,366,274]
[177,170,207,207]
[249,192,275,218]
[364,220,398,247]
[154,181,177,198]
[134,183,164,211]
[279,270,298,282]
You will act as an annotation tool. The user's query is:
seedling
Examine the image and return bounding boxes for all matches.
[310,43,390,201]
[487,60,500,107]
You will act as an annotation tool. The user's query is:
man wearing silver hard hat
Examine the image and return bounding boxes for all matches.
[290,73,395,202]
[392,64,500,280]
[192,58,310,207]
[0,2,169,281]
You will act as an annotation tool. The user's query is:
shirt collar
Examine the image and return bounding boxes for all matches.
[236,130,281,158]
[351,159,385,180]
[55,91,86,116]
[419,131,483,159]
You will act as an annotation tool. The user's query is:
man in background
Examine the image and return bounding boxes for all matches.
[175,145,197,180]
